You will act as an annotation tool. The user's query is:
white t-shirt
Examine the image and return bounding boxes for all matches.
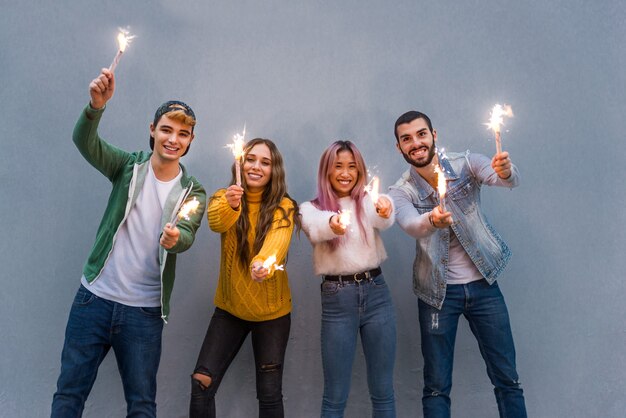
[82,163,182,307]
[445,230,484,285]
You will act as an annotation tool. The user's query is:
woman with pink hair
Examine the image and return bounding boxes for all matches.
[300,140,397,417]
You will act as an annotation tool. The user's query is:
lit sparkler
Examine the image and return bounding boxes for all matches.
[365,176,380,205]
[434,165,447,212]
[109,28,135,72]
[485,104,513,154]
[171,197,200,226]
[337,209,352,229]
[259,254,284,274]
[226,125,246,186]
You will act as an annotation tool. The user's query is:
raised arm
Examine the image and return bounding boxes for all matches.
[207,187,242,233]
[73,68,128,180]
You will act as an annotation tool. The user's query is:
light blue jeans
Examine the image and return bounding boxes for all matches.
[320,273,396,418]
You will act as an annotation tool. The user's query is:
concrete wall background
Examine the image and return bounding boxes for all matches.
[1,1,624,417]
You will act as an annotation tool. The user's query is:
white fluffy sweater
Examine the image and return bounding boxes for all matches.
[300,195,395,276]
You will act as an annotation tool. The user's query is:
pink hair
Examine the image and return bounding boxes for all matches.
[311,141,368,248]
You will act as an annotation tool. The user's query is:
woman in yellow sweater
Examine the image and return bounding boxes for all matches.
[190,138,298,418]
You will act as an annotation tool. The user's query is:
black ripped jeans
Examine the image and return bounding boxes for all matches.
[190,307,291,418]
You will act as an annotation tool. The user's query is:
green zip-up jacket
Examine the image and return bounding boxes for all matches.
[74,104,207,321]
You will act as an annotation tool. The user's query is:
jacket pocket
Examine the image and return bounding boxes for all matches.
[448,178,477,215]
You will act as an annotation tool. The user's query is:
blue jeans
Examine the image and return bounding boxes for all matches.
[190,307,291,418]
[320,274,397,418]
[51,285,164,418]
[418,280,527,418]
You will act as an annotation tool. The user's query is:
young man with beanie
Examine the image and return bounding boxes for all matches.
[51,68,206,417]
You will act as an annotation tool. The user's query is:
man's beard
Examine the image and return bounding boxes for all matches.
[401,144,436,168]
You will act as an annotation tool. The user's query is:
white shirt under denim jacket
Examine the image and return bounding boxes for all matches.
[388,151,519,309]
[299,195,394,276]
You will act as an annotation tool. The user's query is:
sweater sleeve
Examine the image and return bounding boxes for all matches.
[72,103,130,181]
[251,198,295,279]
[300,201,339,244]
[207,189,241,233]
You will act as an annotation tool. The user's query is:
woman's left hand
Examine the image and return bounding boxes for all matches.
[250,261,268,283]
[375,196,392,219]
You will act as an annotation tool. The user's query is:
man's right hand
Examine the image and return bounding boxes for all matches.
[89,68,115,110]
[430,205,453,228]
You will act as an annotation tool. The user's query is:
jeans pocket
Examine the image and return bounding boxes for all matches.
[139,306,163,318]
[371,274,387,288]
[321,281,339,296]
[73,285,96,306]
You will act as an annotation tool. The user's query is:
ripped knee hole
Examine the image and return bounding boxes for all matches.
[192,373,212,390]
[259,363,282,372]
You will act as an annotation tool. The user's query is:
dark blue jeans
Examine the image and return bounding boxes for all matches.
[190,307,291,418]
[51,285,164,418]
[320,274,397,418]
[418,280,527,418]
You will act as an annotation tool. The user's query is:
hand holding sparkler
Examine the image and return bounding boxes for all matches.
[224,184,244,209]
[251,261,268,282]
[491,151,513,180]
[89,69,115,109]
[374,196,392,219]
[160,223,180,249]
[161,197,201,249]
[330,210,351,235]
[251,254,284,282]
[428,205,453,229]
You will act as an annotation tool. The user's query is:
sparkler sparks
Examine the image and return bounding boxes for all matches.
[109,28,135,72]
[365,176,380,204]
[171,197,200,226]
[262,254,284,273]
[485,104,514,154]
[337,210,352,229]
[226,125,246,186]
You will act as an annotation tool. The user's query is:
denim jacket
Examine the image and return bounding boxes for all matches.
[388,151,519,309]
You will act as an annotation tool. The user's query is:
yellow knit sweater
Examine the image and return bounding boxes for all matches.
[207,188,294,321]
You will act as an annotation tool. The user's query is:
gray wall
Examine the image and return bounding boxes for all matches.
[2,1,625,417]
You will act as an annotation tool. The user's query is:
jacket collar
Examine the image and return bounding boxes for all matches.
[409,153,459,201]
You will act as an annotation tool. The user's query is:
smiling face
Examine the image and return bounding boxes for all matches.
[150,115,194,164]
[329,150,358,198]
[243,143,272,192]
[396,117,437,168]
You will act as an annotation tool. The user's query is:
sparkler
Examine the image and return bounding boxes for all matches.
[259,254,284,274]
[434,165,447,212]
[170,197,200,226]
[486,104,513,154]
[337,209,352,229]
[109,28,135,72]
[365,176,380,205]
[226,125,246,186]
